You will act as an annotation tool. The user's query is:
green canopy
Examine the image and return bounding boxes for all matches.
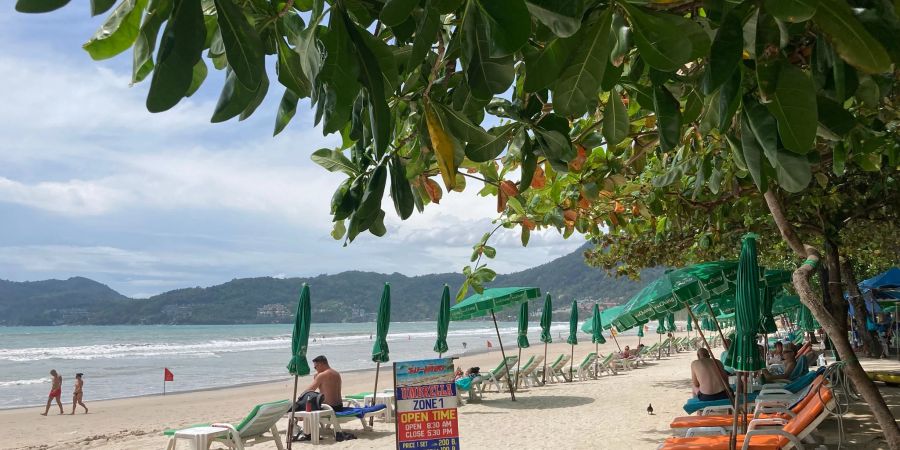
[566,300,578,345]
[287,283,311,376]
[450,287,541,321]
[591,304,606,344]
[759,286,778,334]
[540,293,553,344]
[772,295,802,315]
[372,283,391,363]
[517,302,530,349]
[724,235,765,372]
[798,305,819,332]
[666,313,676,333]
[656,317,667,334]
[433,285,450,355]
[580,304,626,333]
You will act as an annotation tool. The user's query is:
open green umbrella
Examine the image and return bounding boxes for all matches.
[370,283,391,424]
[566,300,578,381]
[581,304,626,332]
[286,283,311,450]
[539,293,553,385]
[451,286,541,400]
[726,234,765,446]
[434,285,450,356]
[591,304,605,376]
[515,302,530,390]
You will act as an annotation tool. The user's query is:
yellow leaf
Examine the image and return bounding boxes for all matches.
[424,102,457,190]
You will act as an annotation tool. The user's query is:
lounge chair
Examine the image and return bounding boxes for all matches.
[321,400,387,430]
[455,375,483,404]
[660,384,835,449]
[683,367,825,415]
[595,353,619,376]
[537,354,571,383]
[512,355,544,388]
[481,356,518,392]
[165,399,290,450]
[567,352,598,381]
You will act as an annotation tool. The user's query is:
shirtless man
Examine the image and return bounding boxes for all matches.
[304,355,343,411]
[761,345,797,383]
[41,369,64,415]
[71,373,88,414]
[691,348,729,401]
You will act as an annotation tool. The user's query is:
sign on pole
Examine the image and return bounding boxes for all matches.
[393,358,460,450]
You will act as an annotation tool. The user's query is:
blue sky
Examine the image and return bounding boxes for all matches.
[0,5,584,297]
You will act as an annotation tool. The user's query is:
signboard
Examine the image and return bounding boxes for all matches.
[393,358,460,450]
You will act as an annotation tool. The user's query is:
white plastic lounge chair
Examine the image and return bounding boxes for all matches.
[165,399,290,450]
[512,355,544,388]
[569,352,598,381]
[481,356,518,392]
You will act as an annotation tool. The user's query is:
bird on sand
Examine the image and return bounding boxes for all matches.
[647,403,654,415]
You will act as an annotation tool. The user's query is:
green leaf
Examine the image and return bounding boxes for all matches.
[653,86,681,151]
[214,0,265,90]
[518,133,536,191]
[535,129,574,169]
[704,10,743,94]
[766,64,817,154]
[185,59,207,97]
[342,10,391,159]
[380,0,418,27]
[276,38,311,98]
[475,0,530,57]
[816,95,856,137]
[525,0,584,38]
[16,0,70,13]
[146,0,206,113]
[769,148,812,193]
[622,3,704,71]
[274,89,300,136]
[602,88,628,146]
[389,154,414,220]
[833,141,847,176]
[717,68,742,132]
[210,70,256,123]
[813,0,891,73]
[551,8,614,117]
[331,220,346,240]
[764,0,817,22]
[743,97,778,157]
[132,0,172,83]
[465,125,515,162]
[461,2,516,100]
[409,3,440,69]
[237,72,268,121]
[482,245,497,258]
[311,148,359,176]
[520,226,531,246]
[357,165,388,229]
[740,111,769,192]
[83,0,148,60]
[523,39,573,92]
[369,210,387,237]
[91,0,117,16]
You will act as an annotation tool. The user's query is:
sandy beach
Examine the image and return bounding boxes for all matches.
[2,334,897,449]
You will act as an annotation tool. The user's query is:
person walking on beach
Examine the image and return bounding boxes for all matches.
[71,373,88,414]
[41,370,64,416]
[304,355,343,411]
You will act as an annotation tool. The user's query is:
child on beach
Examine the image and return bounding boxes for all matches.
[71,373,88,414]
[41,369,64,416]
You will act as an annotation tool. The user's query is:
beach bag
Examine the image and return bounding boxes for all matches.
[294,391,324,411]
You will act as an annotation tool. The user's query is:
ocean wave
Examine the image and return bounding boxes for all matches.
[0,377,51,388]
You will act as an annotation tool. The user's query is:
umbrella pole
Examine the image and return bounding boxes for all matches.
[611,333,621,352]
[287,375,298,450]
[594,342,599,378]
[569,345,574,382]
[490,310,516,401]
[515,347,522,392]
[729,373,741,450]
[704,298,729,348]
[542,342,548,385]
[687,306,734,404]
[370,362,381,426]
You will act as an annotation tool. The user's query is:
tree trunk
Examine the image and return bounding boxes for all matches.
[764,190,900,449]
[842,257,882,357]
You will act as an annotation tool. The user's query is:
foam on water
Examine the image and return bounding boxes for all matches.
[0,377,51,388]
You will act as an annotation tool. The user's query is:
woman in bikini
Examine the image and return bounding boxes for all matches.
[71,373,88,414]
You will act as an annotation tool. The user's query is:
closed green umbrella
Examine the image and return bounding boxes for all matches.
[451,287,541,400]
[514,302,530,390]
[759,286,778,335]
[637,324,644,346]
[539,293,553,385]
[726,234,765,446]
[591,304,605,376]
[686,313,693,335]
[286,283,311,450]
[370,283,391,424]
[566,300,578,381]
[656,317,666,358]
[667,313,676,333]
[434,285,450,356]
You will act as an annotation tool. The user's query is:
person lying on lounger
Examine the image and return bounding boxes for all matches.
[691,348,729,401]
[760,345,797,383]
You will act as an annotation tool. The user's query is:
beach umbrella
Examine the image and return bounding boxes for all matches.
[434,285,450,356]
[726,234,766,448]
[451,287,541,400]
[759,286,778,338]
[370,283,391,424]
[637,324,644,346]
[797,305,819,332]
[591,304,605,376]
[286,283,311,450]
[567,300,578,382]
[686,313,693,336]
[580,304,627,332]
[514,302,530,390]
[666,313,676,333]
[539,293,553,385]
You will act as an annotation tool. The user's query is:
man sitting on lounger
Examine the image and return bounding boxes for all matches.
[691,348,729,401]
[304,355,344,411]
[760,344,797,383]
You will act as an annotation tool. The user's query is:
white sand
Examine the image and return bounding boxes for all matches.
[2,334,896,449]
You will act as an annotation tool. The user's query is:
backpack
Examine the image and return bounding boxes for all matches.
[294,391,325,411]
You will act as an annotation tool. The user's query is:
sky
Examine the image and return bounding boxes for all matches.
[0,5,585,298]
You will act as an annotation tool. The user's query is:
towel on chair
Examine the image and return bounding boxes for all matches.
[335,404,386,418]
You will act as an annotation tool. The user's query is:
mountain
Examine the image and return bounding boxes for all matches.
[0,245,662,325]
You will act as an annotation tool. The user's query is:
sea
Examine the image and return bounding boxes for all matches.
[0,321,629,409]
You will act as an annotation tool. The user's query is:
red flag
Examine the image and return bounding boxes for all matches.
[164,368,174,382]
